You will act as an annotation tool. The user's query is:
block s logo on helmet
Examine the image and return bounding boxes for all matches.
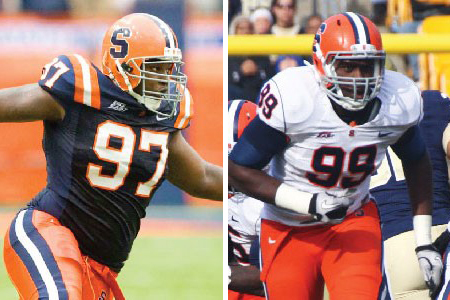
[110,27,132,59]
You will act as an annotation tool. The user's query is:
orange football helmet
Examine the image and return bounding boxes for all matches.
[102,13,187,117]
[312,12,385,111]
[228,100,257,153]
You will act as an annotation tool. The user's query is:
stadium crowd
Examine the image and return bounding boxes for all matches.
[228,0,450,100]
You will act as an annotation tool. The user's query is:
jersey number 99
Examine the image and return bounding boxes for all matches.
[258,83,278,119]
[306,145,377,188]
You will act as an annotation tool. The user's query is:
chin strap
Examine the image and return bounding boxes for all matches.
[367,97,381,122]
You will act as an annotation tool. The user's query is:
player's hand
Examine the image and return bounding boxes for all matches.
[308,191,350,224]
[415,244,443,297]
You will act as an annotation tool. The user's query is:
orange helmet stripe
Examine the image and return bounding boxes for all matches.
[174,88,193,129]
[147,15,177,49]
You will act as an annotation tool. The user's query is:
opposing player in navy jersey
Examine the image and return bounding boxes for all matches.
[369,90,450,299]
[2,13,222,300]
[229,13,442,299]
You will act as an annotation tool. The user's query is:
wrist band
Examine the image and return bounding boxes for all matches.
[274,183,312,214]
[413,214,432,247]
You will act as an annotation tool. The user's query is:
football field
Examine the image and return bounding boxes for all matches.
[0,208,223,299]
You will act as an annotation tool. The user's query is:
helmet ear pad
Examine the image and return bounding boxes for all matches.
[120,62,133,73]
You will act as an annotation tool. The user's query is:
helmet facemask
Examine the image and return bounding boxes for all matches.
[115,49,187,118]
[321,45,385,111]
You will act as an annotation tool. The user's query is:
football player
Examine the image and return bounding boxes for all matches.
[2,13,222,299]
[228,99,265,299]
[370,90,450,299]
[229,12,441,299]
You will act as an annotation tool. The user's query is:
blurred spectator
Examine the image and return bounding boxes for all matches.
[268,3,312,73]
[371,0,387,26]
[229,14,275,101]
[229,0,242,25]
[229,14,253,34]
[269,0,305,69]
[270,0,300,35]
[299,14,322,64]
[275,55,306,72]
[250,7,273,34]
[240,0,271,16]
[300,14,322,34]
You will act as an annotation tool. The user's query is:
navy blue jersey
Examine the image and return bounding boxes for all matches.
[370,90,450,240]
[29,54,193,271]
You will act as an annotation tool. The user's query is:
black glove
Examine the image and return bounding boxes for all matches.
[433,229,450,256]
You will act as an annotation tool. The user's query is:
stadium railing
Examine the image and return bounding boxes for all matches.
[228,33,450,55]
[229,33,450,94]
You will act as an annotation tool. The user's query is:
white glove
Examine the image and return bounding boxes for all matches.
[275,184,357,223]
[415,244,443,296]
[308,191,352,223]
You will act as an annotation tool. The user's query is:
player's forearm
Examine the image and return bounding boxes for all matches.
[0,85,37,122]
[404,152,433,247]
[228,159,281,204]
[229,264,265,296]
[0,84,64,122]
[188,162,223,201]
[403,152,433,216]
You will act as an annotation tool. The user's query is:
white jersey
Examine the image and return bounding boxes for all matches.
[228,99,264,265]
[258,66,423,226]
[228,192,264,265]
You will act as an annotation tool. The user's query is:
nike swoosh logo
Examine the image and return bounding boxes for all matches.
[321,202,341,210]
[156,115,170,121]
[268,237,276,244]
[378,132,393,137]
[231,215,239,222]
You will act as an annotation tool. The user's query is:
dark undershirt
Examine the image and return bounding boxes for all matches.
[330,98,381,125]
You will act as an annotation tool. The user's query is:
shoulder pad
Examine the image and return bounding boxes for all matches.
[257,66,318,133]
[228,99,258,148]
[39,54,101,110]
[379,70,422,126]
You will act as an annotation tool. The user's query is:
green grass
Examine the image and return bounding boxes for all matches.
[0,236,223,299]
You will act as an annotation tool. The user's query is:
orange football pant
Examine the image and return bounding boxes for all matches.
[260,201,382,300]
[3,209,125,300]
